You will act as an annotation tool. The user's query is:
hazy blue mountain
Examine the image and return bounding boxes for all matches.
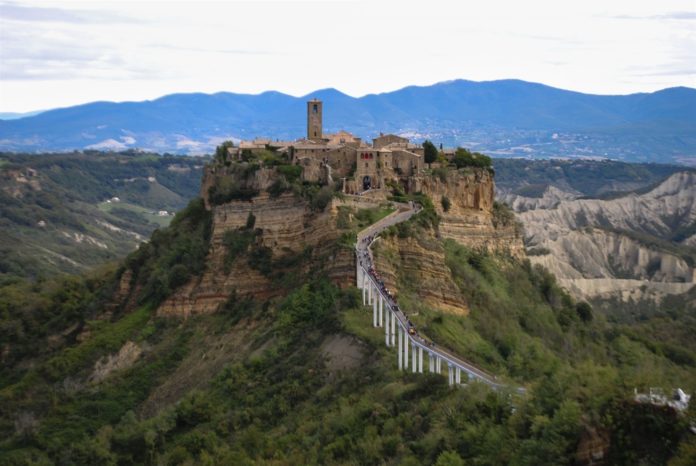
[0,110,44,120]
[1,79,695,163]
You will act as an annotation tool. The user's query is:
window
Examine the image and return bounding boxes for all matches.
[313,104,318,113]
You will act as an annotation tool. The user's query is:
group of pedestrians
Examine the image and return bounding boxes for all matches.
[355,203,506,387]
[358,229,425,340]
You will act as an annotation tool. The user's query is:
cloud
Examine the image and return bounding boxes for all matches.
[631,67,696,77]
[609,11,696,21]
[0,25,165,81]
[146,43,275,56]
[0,1,140,24]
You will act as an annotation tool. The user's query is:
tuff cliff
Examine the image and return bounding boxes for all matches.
[154,161,519,318]
[369,168,524,317]
[372,233,470,315]
[412,169,524,257]
[158,163,353,317]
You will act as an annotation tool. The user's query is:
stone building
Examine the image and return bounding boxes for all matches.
[231,99,425,194]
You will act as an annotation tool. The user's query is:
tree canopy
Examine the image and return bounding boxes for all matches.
[423,140,439,165]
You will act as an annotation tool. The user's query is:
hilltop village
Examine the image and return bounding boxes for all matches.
[229,99,427,194]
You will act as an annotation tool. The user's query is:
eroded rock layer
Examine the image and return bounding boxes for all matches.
[373,234,470,316]
[415,170,525,257]
[157,163,518,317]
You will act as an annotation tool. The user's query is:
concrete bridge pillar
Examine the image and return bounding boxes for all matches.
[418,346,423,373]
[372,288,378,327]
[436,357,442,374]
[448,363,454,386]
[384,309,390,346]
[455,367,462,384]
[368,279,372,305]
[411,341,417,373]
[398,326,403,370]
[403,330,409,370]
[379,296,383,327]
[429,353,435,373]
[390,312,395,346]
[362,274,367,305]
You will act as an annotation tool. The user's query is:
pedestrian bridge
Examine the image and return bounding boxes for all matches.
[355,201,519,391]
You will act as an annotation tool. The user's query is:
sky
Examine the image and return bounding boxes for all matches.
[0,0,694,112]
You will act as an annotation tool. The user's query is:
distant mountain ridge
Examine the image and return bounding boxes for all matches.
[1,79,695,163]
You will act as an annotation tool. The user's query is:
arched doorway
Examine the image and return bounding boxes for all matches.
[362,175,371,191]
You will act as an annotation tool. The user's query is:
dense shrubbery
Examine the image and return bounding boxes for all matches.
[441,195,451,212]
[214,140,234,163]
[452,147,492,170]
[491,201,516,228]
[125,198,212,305]
[276,279,342,332]
[0,268,119,378]
[208,179,259,204]
[386,191,439,237]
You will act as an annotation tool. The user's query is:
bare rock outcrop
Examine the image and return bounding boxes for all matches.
[415,169,525,257]
[158,192,345,317]
[373,234,469,316]
[89,340,142,384]
[509,172,696,300]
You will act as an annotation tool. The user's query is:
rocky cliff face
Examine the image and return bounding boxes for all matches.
[158,164,351,317]
[157,163,519,317]
[508,172,696,300]
[365,168,525,316]
[414,169,525,257]
[373,233,469,315]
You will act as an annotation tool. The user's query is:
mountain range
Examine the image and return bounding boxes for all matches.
[1,79,695,163]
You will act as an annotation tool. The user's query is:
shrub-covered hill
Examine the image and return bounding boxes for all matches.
[1,192,695,465]
[0,152,205,283]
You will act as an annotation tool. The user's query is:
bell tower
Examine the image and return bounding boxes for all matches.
[307,99,323,141]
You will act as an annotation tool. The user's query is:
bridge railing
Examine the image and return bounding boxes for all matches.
[358,263,505,389]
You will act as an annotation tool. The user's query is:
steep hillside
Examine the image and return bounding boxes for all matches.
[2,80,695,163]
[0,152,204,282]
[1,151,694,465]
[508,171,696,301]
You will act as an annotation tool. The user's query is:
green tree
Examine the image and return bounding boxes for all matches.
[453,147,492,169]
[441,196,451,212]
[435,451,465,466]
[215,140,235,163]
[575,301,593,322]
[423,140,438,166]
